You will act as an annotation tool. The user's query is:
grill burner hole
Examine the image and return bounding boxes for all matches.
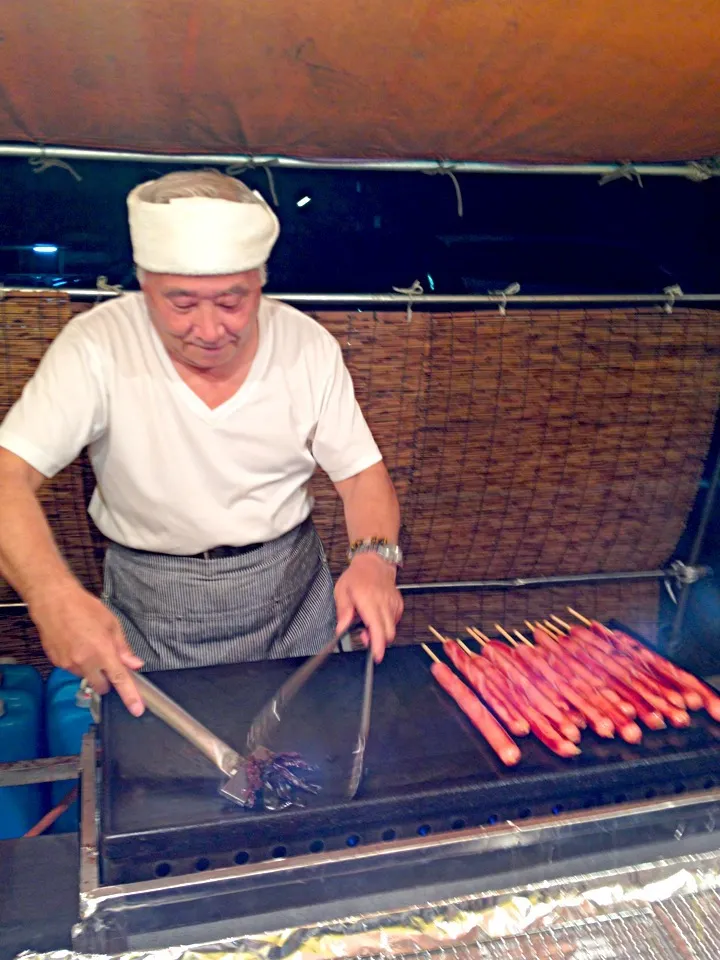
[551,804,564,815]
[381,828,397,841]
[451,818,466,830]
[346,834,361,847]
[645,788,658,799]
[154,862,171,878]
[271,845,287,859]
[195,857,210,872]
[518,808,532,819]
[674,783,687,794]
[705,779,716,789]
[417,824,431,836]
[234,851,249,865]
[309,840,325,853]
[614,794,628,804]
[487,814,499,825]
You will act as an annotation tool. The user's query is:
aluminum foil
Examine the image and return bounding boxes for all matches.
[15,852,720,960]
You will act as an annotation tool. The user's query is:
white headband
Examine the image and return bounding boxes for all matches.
[127,184,280,275]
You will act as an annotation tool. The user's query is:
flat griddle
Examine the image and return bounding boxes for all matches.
[99,644,720,884]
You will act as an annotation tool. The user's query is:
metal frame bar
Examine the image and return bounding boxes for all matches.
[0,754,79,786]
[4,286,720,305]
[1,144,717,179]
[669,438,720,654]
[3,566,705,611]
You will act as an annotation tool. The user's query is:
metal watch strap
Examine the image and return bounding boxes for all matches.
[347,539,403,567]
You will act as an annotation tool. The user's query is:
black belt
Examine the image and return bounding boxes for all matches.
[187,543,264,560]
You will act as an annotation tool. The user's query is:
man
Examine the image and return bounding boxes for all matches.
[0,170,403,717]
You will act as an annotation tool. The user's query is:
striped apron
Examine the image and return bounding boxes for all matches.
[101,517,336,672]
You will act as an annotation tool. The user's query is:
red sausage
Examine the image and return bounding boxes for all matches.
[429,662,521,766]
[515,650,587,728]
[511,645,586,729]
[571,642,690,727]
[532,626,564,651]
[589,692,643,743]
[609,681,665,730]
[601,687,637,719]
[487,649,581,742]
[484,675,531,738]
[567,641,669,712]
[516,697,580,758]
[625,663,690,710]
[611,631,711,713]
[444,643,530,737]
[541,652,615,737]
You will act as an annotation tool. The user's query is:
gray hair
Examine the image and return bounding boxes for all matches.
[135,170,269,284]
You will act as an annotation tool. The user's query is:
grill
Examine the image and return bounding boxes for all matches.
[99,644,720,885]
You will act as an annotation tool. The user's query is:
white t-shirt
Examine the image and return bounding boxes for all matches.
[0,293,381,554]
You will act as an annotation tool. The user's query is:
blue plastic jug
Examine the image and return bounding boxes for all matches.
[46,667,80,702]
[0,662,43,702]
[0,688,44,840]
[47,680,93,833]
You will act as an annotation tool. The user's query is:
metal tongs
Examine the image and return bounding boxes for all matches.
[132,672,253,806]
[133,638,374,805]
[246,636,375,799]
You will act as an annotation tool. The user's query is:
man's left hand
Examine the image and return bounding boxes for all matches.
[334,553,404,662]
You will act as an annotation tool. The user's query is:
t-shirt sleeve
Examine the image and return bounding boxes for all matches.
[0,326,107,478]
[311,336,382,483]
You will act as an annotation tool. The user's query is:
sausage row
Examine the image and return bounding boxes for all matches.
[424,617,720,766]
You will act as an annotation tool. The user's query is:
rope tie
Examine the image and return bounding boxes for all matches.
[489,282,521,316]
[226,160,279,207]
[598,162,643,189]
[96,276,123,294]
[423,162,464,217]
[392,279,424,322]
[684,161,714,183]
[662,284,683,314]
[29,153,82,183]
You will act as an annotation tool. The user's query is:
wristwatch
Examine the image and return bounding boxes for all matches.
[347,537,404,567]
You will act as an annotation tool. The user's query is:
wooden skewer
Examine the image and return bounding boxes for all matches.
[456,638,478,658]
[567,607,593,627]
[428,625,448,643]
[494,623,518,647]
[421,642,442,664]
[524,620,538,634]
[542,620,564,636]
[550,614,572,631]
[514,629,534,647]
[466,626,487,646]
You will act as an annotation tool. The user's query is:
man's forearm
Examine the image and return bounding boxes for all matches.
[335,461,401,546]
[0,455,77,606]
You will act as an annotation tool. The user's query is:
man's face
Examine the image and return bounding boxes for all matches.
[140,270,263,372]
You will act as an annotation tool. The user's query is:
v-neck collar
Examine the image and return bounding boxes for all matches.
[145,299,271,422]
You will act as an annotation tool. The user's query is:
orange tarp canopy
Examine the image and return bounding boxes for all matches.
[1,1,719,163]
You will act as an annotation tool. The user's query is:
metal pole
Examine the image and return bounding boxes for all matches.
[0,144,717,178]
[2,567,687,611]
[4,286,720,306]
[669,442,720,654]
[398,569,672,595]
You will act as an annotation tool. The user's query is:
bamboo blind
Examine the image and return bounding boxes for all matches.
[1,294,719,668]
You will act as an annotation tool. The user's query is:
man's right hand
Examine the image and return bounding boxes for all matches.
[29,581,145,716]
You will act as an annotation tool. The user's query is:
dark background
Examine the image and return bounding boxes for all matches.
[1,159,719,295]
[1,158,719,665]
